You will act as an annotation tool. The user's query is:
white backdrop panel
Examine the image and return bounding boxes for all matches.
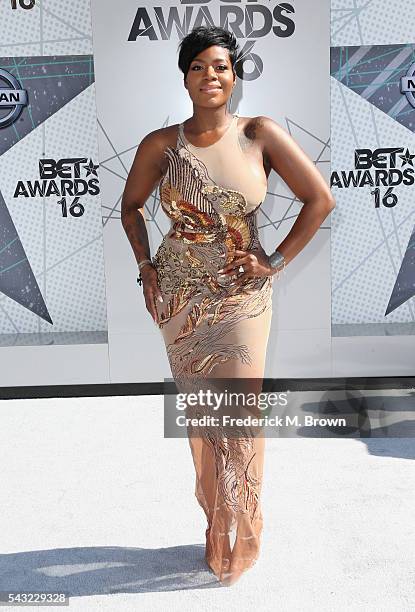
[91,0,332,382]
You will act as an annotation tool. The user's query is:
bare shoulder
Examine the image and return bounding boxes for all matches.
[135,124,180,174]
[139,124,179,152]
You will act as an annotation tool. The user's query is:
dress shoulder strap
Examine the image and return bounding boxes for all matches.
[176,121,186,150]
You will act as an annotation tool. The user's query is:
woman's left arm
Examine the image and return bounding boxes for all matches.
[259,115,335,266]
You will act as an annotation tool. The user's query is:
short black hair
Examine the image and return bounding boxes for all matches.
[178,26,240,77]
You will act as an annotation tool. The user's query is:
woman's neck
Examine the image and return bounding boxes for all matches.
[186,106,233,134]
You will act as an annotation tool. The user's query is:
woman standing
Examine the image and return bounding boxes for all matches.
[122,26,334,586]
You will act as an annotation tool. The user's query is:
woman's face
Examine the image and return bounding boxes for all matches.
[184,45,235,107]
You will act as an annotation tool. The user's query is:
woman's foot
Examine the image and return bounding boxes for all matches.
[218,568,246,586]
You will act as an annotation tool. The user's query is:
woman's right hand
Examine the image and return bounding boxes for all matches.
[140,264,163,324]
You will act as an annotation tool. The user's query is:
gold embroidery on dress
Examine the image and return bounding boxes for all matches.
[202,184,247,216]
[166,278,272,377]
[157,285,198,327]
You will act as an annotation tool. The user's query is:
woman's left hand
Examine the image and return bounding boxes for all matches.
[218,248,274,286]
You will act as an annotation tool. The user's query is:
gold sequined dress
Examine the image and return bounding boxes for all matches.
[153,113,274,586]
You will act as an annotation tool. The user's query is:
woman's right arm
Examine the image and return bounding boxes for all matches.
[121,131,165,323]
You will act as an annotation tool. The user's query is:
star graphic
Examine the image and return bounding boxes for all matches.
[83,159,99,176]
[0,189,53,324]
[399,148,415,167]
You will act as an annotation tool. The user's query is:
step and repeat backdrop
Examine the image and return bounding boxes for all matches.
[0,0,413,386]
[0,0,109,385]
[330,0,415,374]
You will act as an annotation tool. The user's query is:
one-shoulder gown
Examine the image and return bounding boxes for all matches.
[153,113,274,586]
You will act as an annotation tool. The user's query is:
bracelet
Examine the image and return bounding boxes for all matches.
[137,258,154,287]
[268,249,285,270]
[138,258,153,271]
[267,249,286,280]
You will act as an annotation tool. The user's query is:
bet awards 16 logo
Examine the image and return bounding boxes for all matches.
[331,147,415,209]
[128,0,296,81]
[14,158,100,218]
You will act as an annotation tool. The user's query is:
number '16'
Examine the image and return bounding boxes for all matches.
[11,0,35,9]
[58,197,85,218]
[371,187,398,208]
